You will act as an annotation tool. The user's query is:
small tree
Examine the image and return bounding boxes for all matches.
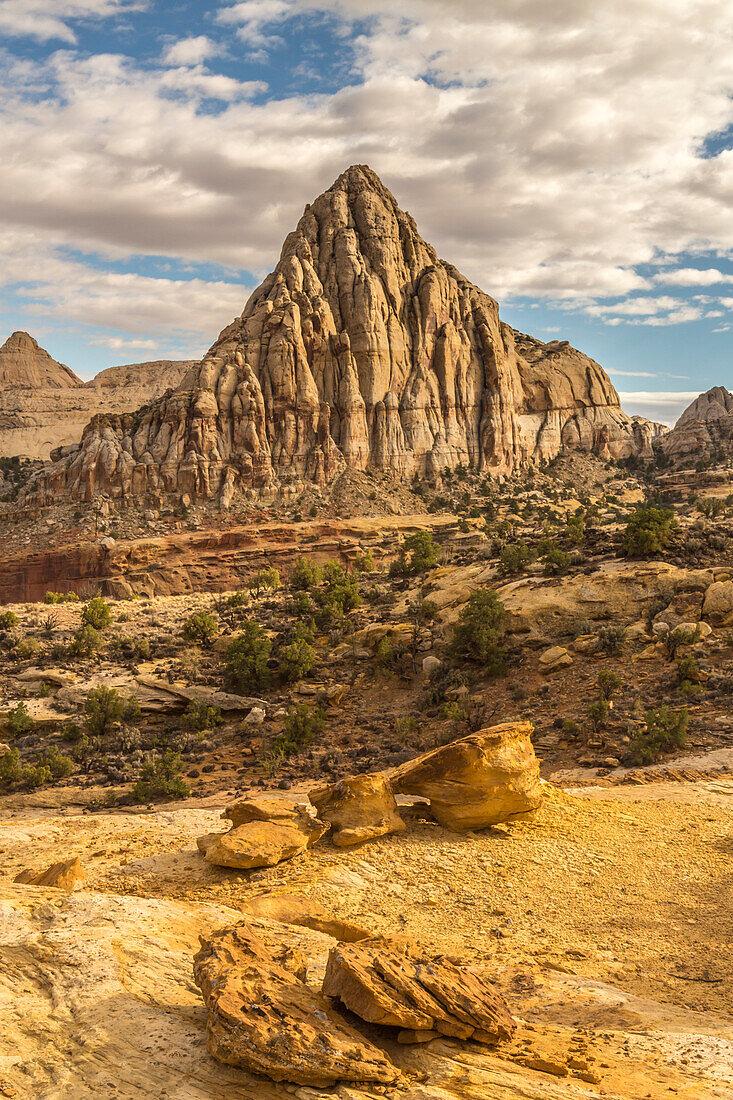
[543,546,570,576]
[182,611,219,647]
[0,611,18,633]
[450,589,507,675]
[84,685,139,737]
[5,702,33,737]
[279,636,316,682]
[622,506,676,558]
[81,597,112,631]
[597,670,622,700]
[271,704,325,757]
[133,750,189,802]
[225,621,271,693]
[498,541,533,576]
[588,698,610,735]
[181,701,223,732]
[248,566,281,597]
[630,706,688,764]
[290,558,323,590]
[390,531,438,576]
[69,624,101,658]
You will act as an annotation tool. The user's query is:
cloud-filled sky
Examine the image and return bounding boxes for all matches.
[1,0,733,424]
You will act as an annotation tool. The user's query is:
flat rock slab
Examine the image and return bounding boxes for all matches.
[203,812,326,869]
[323,935,516,1044]
[193,922,400,1087]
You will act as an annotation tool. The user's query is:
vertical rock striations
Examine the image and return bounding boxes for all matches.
[22,166,658,505]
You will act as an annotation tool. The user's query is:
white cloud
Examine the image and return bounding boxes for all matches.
[90,335,159,350]
[4,1,733,349]
[608,370,659,377]
[161,36,219,67]
[618,389,700,425]
[654,267,733,286]
[0,0,142,43]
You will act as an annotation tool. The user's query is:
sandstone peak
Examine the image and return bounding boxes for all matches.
[676,385,733,427]
[22,165,659,505]
[0,330,81,390]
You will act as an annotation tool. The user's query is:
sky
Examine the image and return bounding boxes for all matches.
[1,2,733,425]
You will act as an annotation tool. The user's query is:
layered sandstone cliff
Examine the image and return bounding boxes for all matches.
[21,166,659,505]
[0,331,81,389]
[0,352,196,460]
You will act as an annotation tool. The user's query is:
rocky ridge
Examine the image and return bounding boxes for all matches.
[21,165,661,506]
[0,340,195,460]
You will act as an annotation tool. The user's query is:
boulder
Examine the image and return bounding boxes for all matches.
[204,811,326,870]
[14,857,85,892]
[422,655,443,675]
[392,721,542,831]
[703,579,733,623]
[309,773,406,847]
[322,935,515,1044]
[538,645,573,672]
[193,923,399,1087]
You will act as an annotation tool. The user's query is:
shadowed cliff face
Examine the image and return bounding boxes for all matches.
[22,166,658,505]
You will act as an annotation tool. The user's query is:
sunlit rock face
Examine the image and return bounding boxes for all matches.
[22,165,656,505]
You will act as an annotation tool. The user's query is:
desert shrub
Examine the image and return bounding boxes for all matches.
[597,670,622,700]
[0,748,23,784]
[375,636,398,670]
[248,566,281,597]
[0,610,18,632]
[597,624,624,657]
[588,698,610,735]
[450,589,507,674]
[290,558,323,590]
[279,636,316,682]
[562,719,581,741]
[133,750,189,802]
[630,706,688,764]
[497,541,533,576]
[84,685,140,738]
[353,548,375,573]
[290,591,316,619]
[181,701,223,733]
[44,591,79,604]
[676,655,701,685]
[226,590,249,608]
[12,636,40,660]
[543,546,570,576]
[225,621,272,693]
[394,715,419,740]
[270,704,325,757]
[440,701,469,723]
[314,564,361,628]
[389,531,438,576]
[38,746,74,779]
[69,624,101,658]
[23,763,52,789]
[663,624,699,660]
[622,506,676,558]
[6,702,33,737]
[182,611,219,647]
[81,597,112,631]
[565,513,585,546]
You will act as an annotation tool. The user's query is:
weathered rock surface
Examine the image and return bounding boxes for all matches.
[661,386,733,460]
[203,797,327,869]
[323,935,515,1044]
[539,645,573,672]
[309,773,406,847]
[0,330,81,389]
[22,165,657,504]
[14,856,85,891]
[0,340,195,459]
[193,922,400,1086]
[392,721,542,830]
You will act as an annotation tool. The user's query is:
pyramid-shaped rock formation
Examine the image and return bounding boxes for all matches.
[0,331,81,389]
[661,386,733,460]
[22,166,659,505]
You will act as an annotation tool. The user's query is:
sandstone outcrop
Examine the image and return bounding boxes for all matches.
[392,721,542,830]
[661,386,733,461]
[322,935,515,1044]
[309,772,406,846]
[193,922,400,1086]
[14,856,85,891]
[0,331,81,389]
[0,343,195,460]
[22,165,657,505]
[202,796,327,869]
